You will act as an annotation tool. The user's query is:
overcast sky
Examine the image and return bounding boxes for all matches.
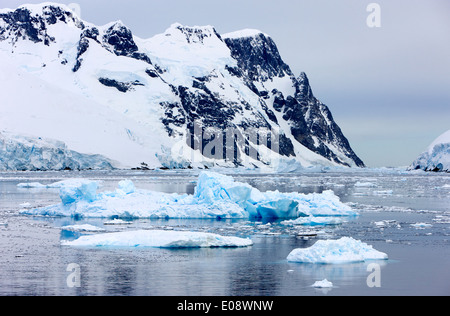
[3,0,450,167]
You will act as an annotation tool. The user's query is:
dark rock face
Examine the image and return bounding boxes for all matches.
[291,73,365,167]
[103,23,138,55]
[102,23,152,64]
[0,7,53,45]
[73,27,99,72]
[0,5,84,45]
[0,6,151,71]
[98,78,144,93]
[224,34,292,81]
[223,34,365,167]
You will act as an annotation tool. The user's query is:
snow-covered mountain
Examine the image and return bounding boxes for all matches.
[0,3,364,170]
[409,130,450,172]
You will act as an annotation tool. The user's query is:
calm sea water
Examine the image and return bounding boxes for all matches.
[0,169,449,296]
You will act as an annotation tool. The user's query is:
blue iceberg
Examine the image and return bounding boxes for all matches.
[287,237,388,264]
[22,171,357,220]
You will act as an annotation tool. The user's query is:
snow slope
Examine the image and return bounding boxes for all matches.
[409,130,450,172]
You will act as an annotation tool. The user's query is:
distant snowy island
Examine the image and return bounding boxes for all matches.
[409,130,450,173]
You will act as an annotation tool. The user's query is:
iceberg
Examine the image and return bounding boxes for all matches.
[311,279,333,288]
[61,230,253,248]
[287,237,388,264]
[23,171,357,220]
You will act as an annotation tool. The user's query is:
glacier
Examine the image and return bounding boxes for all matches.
[61,230,253,248]
[21,171,357,220]
[409,130,450,172]
[0,132,113,171]
[287,237,388,264]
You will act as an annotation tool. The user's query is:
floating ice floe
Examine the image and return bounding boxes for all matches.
[22,172,357,220]
[103,219,133,225]
[61,224,106,232]
[287,237,388,264]
[373,190,393,196]
[311,279,333,288]
[17,182,47,188]
[410,223,433,229]
[281,216,348,226]
[373,220,399,228]
[61,230,253,248]
[354,181,378,188]
[17,179,102,190]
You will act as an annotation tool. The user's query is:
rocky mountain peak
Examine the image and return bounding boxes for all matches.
[0,4,83,43]
[223,30,292,82]
[163,23,223,45]
[295,72,315,100]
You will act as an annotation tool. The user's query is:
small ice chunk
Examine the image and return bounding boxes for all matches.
[61,224,106,232]
[287,237,388,264]
[410,222,433,229]
[61,230,253,248]
[374,220,397,228]
[103,219,132,225]
[17,182,46,188]
[311,279,333,288]
[373,190,393,196]
[354,182,377,188]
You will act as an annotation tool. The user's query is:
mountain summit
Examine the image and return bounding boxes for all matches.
[0,3,364,170]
